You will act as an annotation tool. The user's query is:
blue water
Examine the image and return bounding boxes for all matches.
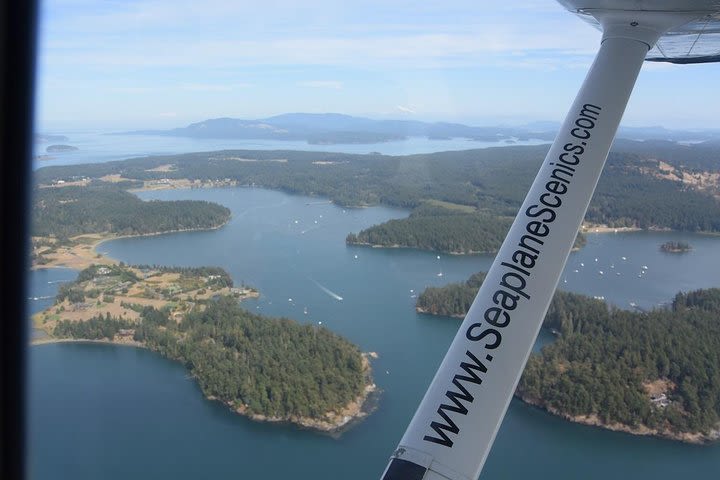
[28,188,720,479]
[27,267,80,338]
[32,131,548,169]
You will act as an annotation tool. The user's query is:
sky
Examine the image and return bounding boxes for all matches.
[36,0,720,131]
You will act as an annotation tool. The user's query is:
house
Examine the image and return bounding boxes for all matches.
[650,394,670,408]
[96,266,112,275]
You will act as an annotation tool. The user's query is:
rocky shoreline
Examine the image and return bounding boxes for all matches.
[32,220,230,271]
[34,336,379,435]
[32,223,377,437]
[347,240,492,255]
[517,393,720,445]
[218,352,379,435]
[415,306,463,318]
[415,302,720,446]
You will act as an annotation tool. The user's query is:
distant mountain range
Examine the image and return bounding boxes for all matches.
[119,113,720,145]
[35,134,69,143]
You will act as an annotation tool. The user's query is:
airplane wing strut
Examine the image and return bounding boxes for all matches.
[381,2,720,479]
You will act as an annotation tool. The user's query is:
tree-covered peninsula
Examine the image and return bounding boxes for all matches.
[415,273,720,443]
[347,202,586,254]
[416,272,487,317]
[520,289,720,443]
[346,205,513,254]
[34,142,720,228]
[31,184,232,268]
[33,184,230,240]
[33,140,720,256]
[36,264,375,432]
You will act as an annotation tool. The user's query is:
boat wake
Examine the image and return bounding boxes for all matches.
[310,278,344,301]
[300,225,324,235]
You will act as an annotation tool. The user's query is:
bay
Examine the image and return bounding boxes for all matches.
[28,187,720,479]
[27,267,80,339]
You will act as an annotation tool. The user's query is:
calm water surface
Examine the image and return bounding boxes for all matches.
[28,187,720,479]
[33,132,549,169]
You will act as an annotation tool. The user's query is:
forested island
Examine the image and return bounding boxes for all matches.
[416,272,486,317]
[520,289,720,443]
[347,202,586,254]
[346,204,512,254]
[415,273,720,443]
[31,184,232,268]
[120,113,555,144]
[661,241,692,253]
[122,114,720,145]
[33,141,720,257]
[33,184,230,240]
[35,264,376,432]
[46,144,79,152]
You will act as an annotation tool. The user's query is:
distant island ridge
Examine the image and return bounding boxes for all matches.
[114,112,720,145]
[46,144,79,153]
[35,134,69,143]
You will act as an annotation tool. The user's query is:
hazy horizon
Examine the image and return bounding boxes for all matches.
[35,112,720,136]
[36,0,720,132]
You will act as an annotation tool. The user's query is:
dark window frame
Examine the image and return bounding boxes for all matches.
[1,2,39,480]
